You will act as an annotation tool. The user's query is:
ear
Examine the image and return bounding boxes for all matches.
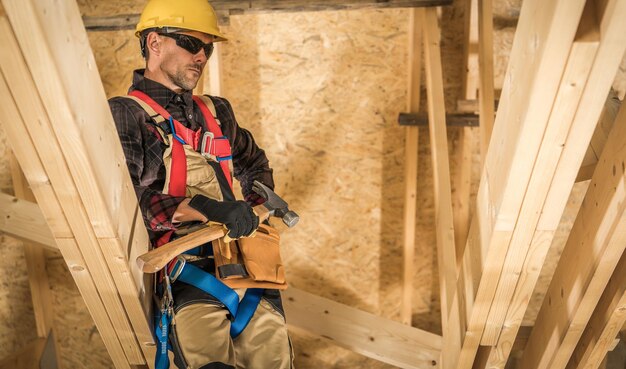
[146,32,163,58]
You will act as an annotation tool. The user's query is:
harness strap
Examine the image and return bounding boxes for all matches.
[175,263,262,338]
[193,95,233,188]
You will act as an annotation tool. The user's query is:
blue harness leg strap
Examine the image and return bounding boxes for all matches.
[230,288,264,338]
[175,263,241,318]
[154,262,264,368]
[154,309,172,369]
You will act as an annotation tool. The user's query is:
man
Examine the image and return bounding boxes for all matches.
[109,0,293,368]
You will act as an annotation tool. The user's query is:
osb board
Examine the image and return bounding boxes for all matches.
[5,1,615,369]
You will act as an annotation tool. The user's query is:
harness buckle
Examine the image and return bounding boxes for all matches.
[168,255,186,283]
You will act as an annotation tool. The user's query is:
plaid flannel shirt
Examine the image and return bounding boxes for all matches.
[109,69,274,245]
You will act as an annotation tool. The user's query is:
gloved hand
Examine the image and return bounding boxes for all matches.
[188,194,259,239]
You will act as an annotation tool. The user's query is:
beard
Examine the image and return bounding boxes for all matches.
[164,63,203,91]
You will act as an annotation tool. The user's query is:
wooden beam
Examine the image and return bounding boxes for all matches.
[422,8,461,369]
[455,0,589,366]
[0,0,155,366]
[81,0,453,31]
[398,113,479,127]
[481,0,601,346]
[0,191,57,250]
[283,287,442,369]
[401,7,423,325]
[566,245,626,369]
[519,14,626,365]
[0,30,134,369]
[477,0,495,163]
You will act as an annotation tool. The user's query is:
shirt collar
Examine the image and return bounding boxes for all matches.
[129,69,194,108]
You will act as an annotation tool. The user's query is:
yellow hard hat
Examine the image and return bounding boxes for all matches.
[135,0,227,41]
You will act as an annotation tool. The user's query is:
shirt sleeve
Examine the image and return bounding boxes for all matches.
[212,97,275,200]
[109,98,185,232]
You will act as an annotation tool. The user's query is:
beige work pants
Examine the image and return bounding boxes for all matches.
[171,296,294,369]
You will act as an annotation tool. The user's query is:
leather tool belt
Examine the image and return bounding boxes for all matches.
[213,224,288,290]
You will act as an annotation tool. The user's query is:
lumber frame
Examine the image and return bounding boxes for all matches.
[422,8,462,368]
[519,9,626,364]
[0,0,155,367]
[401,7,423,325]
[566,241,626,369]
[456,0,590,366]
[283,288,442,369]
[481,0,602,347]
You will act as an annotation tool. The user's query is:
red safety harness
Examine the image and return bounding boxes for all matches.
[128,90,233,247]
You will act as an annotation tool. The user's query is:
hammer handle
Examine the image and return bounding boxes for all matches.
[136,204,271,273]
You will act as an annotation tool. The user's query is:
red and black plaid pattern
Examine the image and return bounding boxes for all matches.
[109,69,274,245]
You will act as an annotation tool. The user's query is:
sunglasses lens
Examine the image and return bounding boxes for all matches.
[177,35,204,54]
[160,33,214,58]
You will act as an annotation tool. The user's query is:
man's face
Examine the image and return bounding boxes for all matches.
[158,30,213,91]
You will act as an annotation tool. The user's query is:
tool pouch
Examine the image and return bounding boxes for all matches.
[212,224,288,290]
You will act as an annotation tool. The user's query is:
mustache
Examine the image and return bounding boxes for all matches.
[188,63,203,73]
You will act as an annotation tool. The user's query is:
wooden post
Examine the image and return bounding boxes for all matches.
[422,8,461,369]
[477,0,494,163]
[456,0,589,366]
[401,7,423,326]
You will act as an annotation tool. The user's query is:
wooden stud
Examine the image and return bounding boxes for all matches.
[566,245,626,369]
[283,287,442,369]
[519,15,626,364]
[422,8,462,368]
[401,7,423,326]
[456,0,589,366]
[481,0,601,346]
[477,0,494,164]
[0,71,131,369]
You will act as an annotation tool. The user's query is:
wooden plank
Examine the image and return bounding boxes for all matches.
[81,0,453,31]
[0,71,131,369]
[0,191,57,250]
[519,11,626,364]
[477,0,495,163]
[422,8,461,369]
[480,0,601,346]
[401,7,422,325]
[484,1,626,366]
[566,246,626,369]
[283,287,442,369]
[455,0,589,366]
[2,0,157,365]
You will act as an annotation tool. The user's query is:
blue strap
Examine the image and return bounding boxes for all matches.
[154,309,171,369]
[230,288,264,338]
[176,263,240,318]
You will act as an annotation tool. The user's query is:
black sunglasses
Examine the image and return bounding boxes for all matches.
[158,33,214,58]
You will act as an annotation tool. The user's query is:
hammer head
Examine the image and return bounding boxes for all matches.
[252,180,299,227]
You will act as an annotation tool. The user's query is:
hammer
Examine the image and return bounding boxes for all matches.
[136,180,299,273]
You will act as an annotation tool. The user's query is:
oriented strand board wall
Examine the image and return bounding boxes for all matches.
[2,0,625,368]
[0,1,491,368]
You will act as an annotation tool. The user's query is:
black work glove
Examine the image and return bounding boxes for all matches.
[188,195,259,239]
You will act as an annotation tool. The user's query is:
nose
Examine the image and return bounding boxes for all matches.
[193,49,207,64]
